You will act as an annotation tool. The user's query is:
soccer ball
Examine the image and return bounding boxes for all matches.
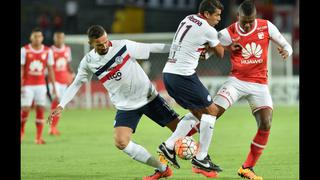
[174,136,199,160]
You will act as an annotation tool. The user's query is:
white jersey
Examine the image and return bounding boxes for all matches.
[58,39,170,110]
[163,14,220,76]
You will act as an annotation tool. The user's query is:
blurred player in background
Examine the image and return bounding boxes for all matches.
[48,25,199,180]
[48,31,74,136]
[194,0,292,179]
[158,0,230,178]
[21,28,57,144]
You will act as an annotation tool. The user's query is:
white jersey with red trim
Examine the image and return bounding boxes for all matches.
[59,39,170,110]
[163,14,220,76]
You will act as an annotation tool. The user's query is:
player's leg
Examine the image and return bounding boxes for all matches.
[34,85,48,144]
[21,86,34,142]
[113,109,172,179]
[49,82,64,135]
[189,78,243,176]
[238,82,273,180]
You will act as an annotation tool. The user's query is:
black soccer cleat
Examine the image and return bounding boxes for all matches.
[157,142,180,169]
[191,154,223,172]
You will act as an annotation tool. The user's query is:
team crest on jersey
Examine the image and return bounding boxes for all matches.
[28,54,33,59]
[242,42,263,59]
[56,57,67,71]
[115,56,123,64]
[64,51,69,57]
[41,53,47,60]
[29,60,43,72]
[258,32,264,39]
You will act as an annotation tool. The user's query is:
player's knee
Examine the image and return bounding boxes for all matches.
[259,117,272,130]
[114,136,130,150]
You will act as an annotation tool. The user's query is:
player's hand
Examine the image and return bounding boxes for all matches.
[48,106,63,125]
[277,47,289,60]
[230,43,243,51]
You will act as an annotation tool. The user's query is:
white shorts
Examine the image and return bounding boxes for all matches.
[48,82,68,100]
[213,76,273,113]
[21,85,47,107]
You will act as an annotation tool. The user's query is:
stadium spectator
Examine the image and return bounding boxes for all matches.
[48,31,74,136]
[195,0,293,179]
[156,0,240,178]
[21,28,57,144]
[48,25,198,179]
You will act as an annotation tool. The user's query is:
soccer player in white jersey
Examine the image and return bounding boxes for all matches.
[194,0,293,179]
[157,0,232,178]
[48,25,187,180]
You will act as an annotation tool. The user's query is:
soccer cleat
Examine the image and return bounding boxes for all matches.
[192,166,219,178]
[49,128,61,136]
[35,139,46,144]
[143,166,173,180]
[238,166,263,180]
[157,142,180,169]
[191,155,222,172]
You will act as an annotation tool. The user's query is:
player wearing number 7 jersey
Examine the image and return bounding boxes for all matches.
[157,0,240,178]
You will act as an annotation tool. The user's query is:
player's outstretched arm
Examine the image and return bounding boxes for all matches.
[267,21,293,60]
[48,106,63,124]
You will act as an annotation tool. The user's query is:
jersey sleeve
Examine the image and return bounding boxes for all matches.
[47,49,54,66]
[21,47,26,65]
[67,46,72,62]
[267,20,293,56]
[218,28,232,46]
[206,27,221,47]
[58,56,93,108]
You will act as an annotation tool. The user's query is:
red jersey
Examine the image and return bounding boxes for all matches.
[21,44,54,85]
[227,19,270,84]
[51,45,72,84]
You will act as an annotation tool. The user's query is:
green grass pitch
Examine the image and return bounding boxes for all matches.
[21,105,299,180]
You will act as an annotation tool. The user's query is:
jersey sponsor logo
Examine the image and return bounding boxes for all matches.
[55,57,67,71]
[258,32,264,39]
[257,25,268,31]
[108,71,122,81]
[27,54,33,59]
[242,42,263,59]
[29,60,43,75]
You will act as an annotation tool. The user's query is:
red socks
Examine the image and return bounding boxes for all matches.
[35,107,45,140]
[243,129,270,168]
[50,99,60,129]
[21,110,29,139]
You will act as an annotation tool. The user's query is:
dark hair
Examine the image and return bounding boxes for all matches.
[87,25,105,39]
[54,31,65,35]
[199,0,224,15]
[31,27,42,34]
[239,0,256,16]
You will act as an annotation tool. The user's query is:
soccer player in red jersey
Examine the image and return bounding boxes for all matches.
[193,0,292,179]
[49,32,74,136]
[21,28,57,144]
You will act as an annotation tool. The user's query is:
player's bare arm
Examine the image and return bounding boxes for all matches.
[277,47,289,60]
[48,106,63,124]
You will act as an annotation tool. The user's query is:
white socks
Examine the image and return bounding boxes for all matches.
[122,141,166,172]
[196,114,216,160]
[164,113,198,150]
